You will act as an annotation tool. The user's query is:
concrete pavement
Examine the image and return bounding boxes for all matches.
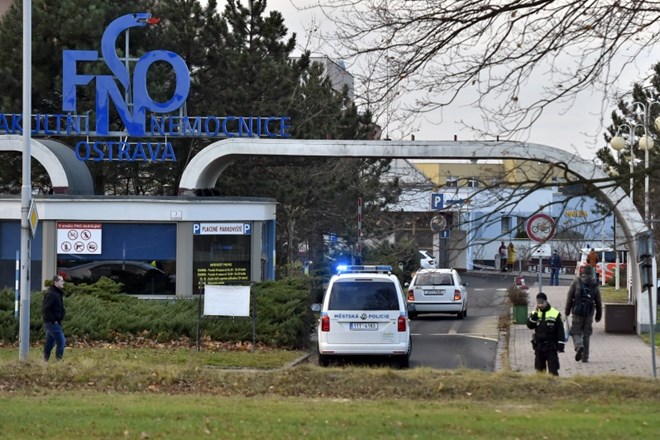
[503,283,660,378]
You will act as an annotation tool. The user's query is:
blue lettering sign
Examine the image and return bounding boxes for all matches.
[63,13,190,136]
[0,12,293,161]
[74,140,175,162]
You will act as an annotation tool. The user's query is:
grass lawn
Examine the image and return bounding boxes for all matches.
[1,392,659,439]
[1,346,660,439]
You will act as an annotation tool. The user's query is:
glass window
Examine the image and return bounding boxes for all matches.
[328,280,399,310]
[501,216,511,235]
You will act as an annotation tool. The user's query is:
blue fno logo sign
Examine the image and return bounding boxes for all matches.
[0,12,291,162]
[62,13,190,137]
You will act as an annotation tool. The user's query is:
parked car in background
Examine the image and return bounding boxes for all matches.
[58,260,174,295]
[407,268,468,319]
[312,265,413,368]
[419,250,436,269]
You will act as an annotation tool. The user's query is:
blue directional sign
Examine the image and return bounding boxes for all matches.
[431,193,444,210]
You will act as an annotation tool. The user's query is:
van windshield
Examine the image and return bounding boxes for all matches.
[328,280,400,311]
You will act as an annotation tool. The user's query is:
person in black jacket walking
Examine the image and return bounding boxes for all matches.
[565,267,602,363]
[527,292,566,375]
[42,275,66,361]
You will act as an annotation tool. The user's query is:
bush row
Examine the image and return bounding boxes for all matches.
[0,276,315,349]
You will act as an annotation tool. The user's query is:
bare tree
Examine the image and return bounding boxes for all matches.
[306,1,660,139]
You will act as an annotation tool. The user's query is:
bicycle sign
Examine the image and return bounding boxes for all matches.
[526,213,555,242]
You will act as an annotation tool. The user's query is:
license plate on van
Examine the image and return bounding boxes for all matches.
[350,322,378,330]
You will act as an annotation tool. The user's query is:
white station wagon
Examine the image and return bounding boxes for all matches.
[407,268,468,319]
[312,265,412,368]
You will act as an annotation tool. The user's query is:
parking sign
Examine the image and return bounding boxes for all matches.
[431,193,444,210]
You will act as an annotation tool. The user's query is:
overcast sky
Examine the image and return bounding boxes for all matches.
[263,1,660,160]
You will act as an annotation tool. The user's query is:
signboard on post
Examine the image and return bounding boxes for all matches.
[526,213,556,243]
[526,213,555,291]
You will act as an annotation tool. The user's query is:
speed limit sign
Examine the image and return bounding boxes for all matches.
[526,213,555,242]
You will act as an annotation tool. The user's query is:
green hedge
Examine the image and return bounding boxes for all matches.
[0,277,315,349]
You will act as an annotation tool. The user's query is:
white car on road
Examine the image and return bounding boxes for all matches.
[407,268,468,319]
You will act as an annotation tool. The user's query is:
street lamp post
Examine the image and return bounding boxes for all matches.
[615,101,658,378]
[610,124,643,299]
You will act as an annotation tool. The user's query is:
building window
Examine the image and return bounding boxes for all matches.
[446,176,458,187]
[501,216,511,235]
[516,216,525,236]
[467,178,479,188]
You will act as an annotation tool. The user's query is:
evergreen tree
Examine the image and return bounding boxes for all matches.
[0,0,399,276]
[598,64,660,235]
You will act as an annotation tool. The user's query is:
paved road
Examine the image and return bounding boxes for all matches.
[408,273,509,370]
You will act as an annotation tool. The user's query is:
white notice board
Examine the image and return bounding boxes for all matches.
[203,285,250,317]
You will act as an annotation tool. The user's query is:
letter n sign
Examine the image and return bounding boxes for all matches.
[431,193,444,210]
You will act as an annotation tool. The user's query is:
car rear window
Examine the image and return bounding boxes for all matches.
[328,280,400,310]
[415,273,454,286]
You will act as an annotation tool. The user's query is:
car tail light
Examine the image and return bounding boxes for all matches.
[454,290,462,301]
[397,315,407,332]
[407,290,415,301]
[321,315,330,332]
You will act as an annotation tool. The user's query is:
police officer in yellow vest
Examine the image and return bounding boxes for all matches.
[526,292,566,375]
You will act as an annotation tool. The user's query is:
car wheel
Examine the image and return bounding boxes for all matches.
[457,309,465,319]
[318,354,330,367]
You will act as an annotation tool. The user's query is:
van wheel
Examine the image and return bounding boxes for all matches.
[396,354,410,369]
[318,354,330,367]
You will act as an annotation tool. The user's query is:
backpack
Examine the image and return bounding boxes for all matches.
[572,280,595,317]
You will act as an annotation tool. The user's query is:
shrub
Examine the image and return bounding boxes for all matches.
[0,276,315,349]
[506,284,529,306]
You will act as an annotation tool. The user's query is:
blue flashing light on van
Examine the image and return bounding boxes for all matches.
[336,265,393,274]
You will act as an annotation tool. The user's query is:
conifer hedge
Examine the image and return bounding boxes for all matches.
[0,277,314,349]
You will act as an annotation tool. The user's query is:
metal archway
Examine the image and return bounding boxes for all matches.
[0,134,94,194]
[179,138,653,329]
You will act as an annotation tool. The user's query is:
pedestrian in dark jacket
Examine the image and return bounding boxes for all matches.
[527,292,565,375]
[565,267,602,363]
[42,275,66,361]
[549,250,561,286]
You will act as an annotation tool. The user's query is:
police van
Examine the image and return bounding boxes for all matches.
[312,265,413,368]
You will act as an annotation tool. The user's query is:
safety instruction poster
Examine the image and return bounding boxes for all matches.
[57,222,103,255]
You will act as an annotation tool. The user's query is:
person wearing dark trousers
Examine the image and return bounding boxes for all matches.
[565,267,602,363]
[549,250,561,286]
[527,292,566,375]
[42,275,66,361]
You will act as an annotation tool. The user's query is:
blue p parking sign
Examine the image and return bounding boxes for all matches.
[431,193,444,210]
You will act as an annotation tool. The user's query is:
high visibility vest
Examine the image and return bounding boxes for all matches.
[535,307,560,341]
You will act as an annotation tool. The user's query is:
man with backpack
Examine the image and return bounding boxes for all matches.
[565,266,602,363]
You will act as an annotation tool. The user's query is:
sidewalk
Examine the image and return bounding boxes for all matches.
[506,284,660,378]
